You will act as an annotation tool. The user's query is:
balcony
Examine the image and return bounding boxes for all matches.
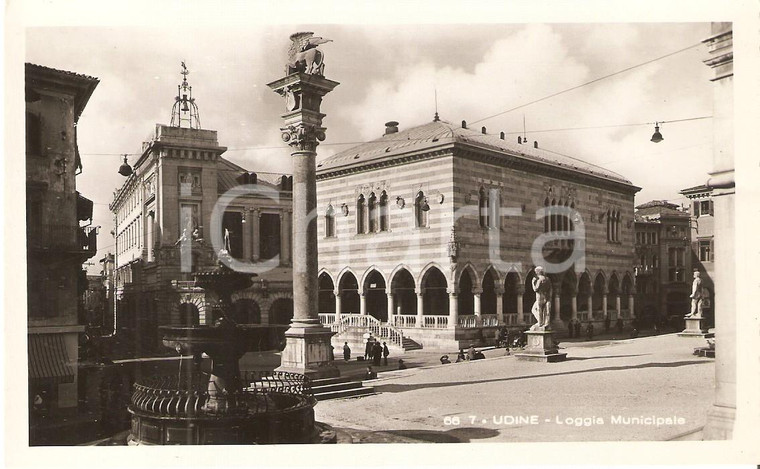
[27,224,97,257]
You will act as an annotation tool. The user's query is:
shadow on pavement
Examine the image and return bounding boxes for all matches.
[374,360,711,394]
[344,427,500,443]
[563,354,649,361]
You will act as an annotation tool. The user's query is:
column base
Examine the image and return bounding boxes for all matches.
[678,317,708,337]
[276,324,340,379]
[702,404,735,440]
[515,330,567,363]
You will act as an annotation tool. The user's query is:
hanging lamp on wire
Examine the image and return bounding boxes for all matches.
[650,122,664,143]
[118,154,133,177]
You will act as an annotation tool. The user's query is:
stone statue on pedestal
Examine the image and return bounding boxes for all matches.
[286,32,332,76]
[686,271,704,318]
[531,266,552,330]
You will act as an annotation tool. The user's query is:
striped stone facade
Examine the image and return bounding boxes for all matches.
[315,119,639,349]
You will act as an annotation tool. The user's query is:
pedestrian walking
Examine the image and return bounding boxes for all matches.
[382,342,390,366]
[372,341,382,366]
[586,322,594,340]
[343,342,351,361]
[574,320,581,338]
[364,337,373,360]
[467,345,476,361]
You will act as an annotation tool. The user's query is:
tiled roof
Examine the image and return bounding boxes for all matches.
[216,158,287,194]
[317,119,633,185]
[26,63,99,83]
[635,204,689,219]
[680,184,711,195]
[634,200,680,210]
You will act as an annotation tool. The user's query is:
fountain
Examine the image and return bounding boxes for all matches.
[127,251,328,444]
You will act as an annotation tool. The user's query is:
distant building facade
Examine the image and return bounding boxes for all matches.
[680,184,715,327]
[633,200,694,325]
[108,70,294,356]
[26,63,99,413]
[315,118,639,350]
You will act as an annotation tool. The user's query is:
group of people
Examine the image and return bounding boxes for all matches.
[342,337,390,366]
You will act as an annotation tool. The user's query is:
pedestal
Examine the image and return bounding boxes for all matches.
[276,325,340,379]
[515,330,567,362]
[678,316,707,337]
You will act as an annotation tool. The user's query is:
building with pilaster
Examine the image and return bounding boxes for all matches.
[108,65,294,357]
[26,63,99,418]
[679,184,715,327]
[633,200,694,326]
[315,118,639,350]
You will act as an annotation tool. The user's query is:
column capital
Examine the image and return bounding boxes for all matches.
[415,287,425,295]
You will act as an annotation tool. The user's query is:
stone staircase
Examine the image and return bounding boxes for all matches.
[311,376,375,401]
[402,336,423,351]
[326,314,423,354]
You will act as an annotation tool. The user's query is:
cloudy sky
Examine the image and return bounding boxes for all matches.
[25,21,715,272]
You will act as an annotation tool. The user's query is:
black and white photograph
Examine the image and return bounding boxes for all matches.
[5,0,760,466]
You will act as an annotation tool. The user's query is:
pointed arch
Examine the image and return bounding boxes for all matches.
[379,191,389,232]
[318,271,336,314]
[390,266,417,316]
[360,265,388,289]
[420,265,449,315]
[481,267,499,315]
[456,262,481,289]
[362,267,388,321]
[418,261,447,289]
[337,268,360,314]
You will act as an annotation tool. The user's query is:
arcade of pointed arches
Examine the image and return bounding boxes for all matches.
[317,265,635,330]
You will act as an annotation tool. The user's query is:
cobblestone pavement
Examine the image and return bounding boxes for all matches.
[314,333,714,443]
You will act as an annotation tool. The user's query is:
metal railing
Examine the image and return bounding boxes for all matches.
[129,371,313,418]
[27,224,97,253]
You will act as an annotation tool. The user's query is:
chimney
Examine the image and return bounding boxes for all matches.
[499,132,505,140]
[461,120,467,129]
[481,126,487,134]
[518,136,522,144]
[384,121,399,135]
[533,141,538,148]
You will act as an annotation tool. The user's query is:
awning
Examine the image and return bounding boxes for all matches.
[76,192,93,221]
[28,334,75,385]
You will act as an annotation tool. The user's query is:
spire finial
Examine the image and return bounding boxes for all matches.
[170,61,201,129]
[433,89,440,122]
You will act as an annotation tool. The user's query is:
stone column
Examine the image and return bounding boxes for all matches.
[615,295,621,320]
[387,293,394,325]
[553,293,561,321]
[495,287,504,324]
[473,291,482,325]
[281,210,292,265]
[448,291,458,329]
[627,294,635,319]
[359,292,367,316]
[251,208,260,261]
[571,296,578,321]
[242,210,252,260]
[269,54,340,379]
[516,289,524,323]
[587,294,593,319]
[416,288,424,328]
[602,294,608,319]
[334,291,342,323]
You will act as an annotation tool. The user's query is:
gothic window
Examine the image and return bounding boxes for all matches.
[325,205,336,238]
[478,187,488,228]
[356,195,366,234]
[488,188,500,229]
[543,198,550,233]
[379,191,389,232]
[415,191,428,228]
[368,192,378,233]
[551,199,557,232]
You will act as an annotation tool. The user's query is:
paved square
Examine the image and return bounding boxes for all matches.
[314,334,714,442]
